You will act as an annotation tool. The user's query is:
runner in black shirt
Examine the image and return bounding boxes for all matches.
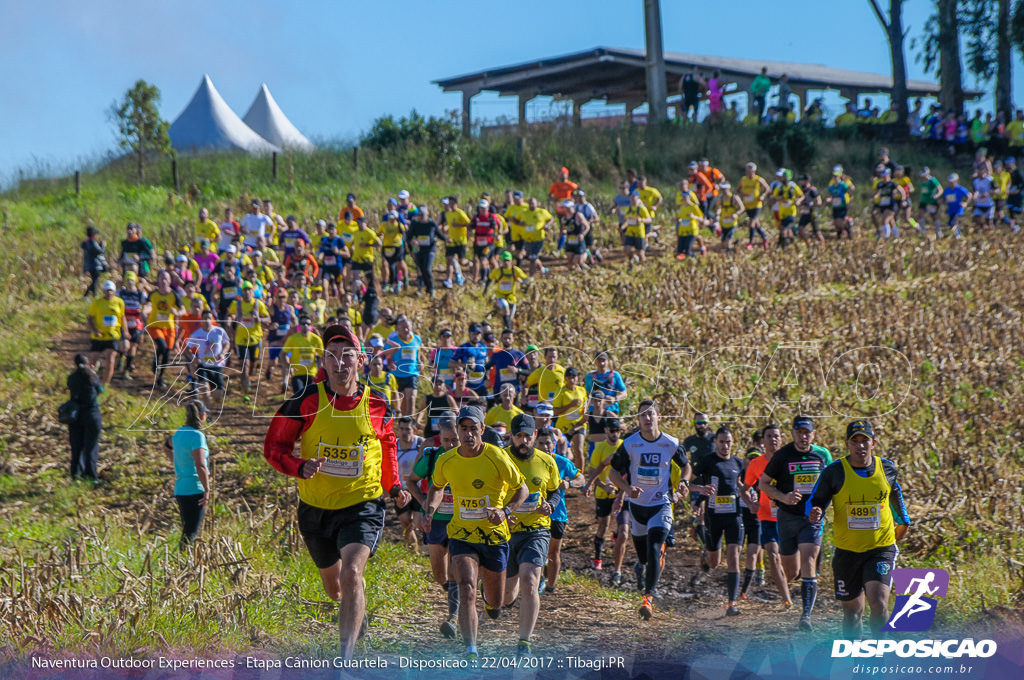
[759,415,831,631]
[683,412,715,548]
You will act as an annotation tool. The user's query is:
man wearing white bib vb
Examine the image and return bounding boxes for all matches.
[263,325,410,661]
[809,420,911,637]
[759,415,832,632]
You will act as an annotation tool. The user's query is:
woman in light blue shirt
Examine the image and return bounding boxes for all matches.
[164,400,211,548]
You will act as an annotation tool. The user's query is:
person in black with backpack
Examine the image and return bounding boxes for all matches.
[66,353,103,481]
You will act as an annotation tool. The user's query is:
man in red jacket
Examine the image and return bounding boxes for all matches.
[264,324,410,659]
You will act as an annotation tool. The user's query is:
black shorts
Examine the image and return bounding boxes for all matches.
[745,208,761,220]
[511,239,524,252]
[596,497,615,518]
[798,213,816,227]
[623,235,645,250]
[472,244,493,259]
[350,261,373,272]
[507,529,550,578]
[832,545,898,601]
[777,511,823,556]
[445,244,467,259]
[424,517,450,546]
[449,539,508,573]
[550,520,567,540]
[127,327,143,344]
[565,238,586,255]
[196,365,224,391]
[395,375,417,391]
[918,203,938,215]
[1008,202,1023,215]
[779,216,795,227]
[382,245,405,263]
[90,339,120,353]
[396,497,422,515]
[832,206,848,219]
[236,343,260,361]
[720,226,736,242]
[321,265,344,281]
[706,513,744,551]
[298,498,386,569]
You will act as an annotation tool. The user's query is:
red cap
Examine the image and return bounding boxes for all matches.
[560,166,569,174]
[322,325,361,349]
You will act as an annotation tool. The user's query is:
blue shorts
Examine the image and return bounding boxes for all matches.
[624,235,645,250]
[425,517,450,546]
[507,530,550,578]
[759,520,779,546]
[268,346,285,360]
[524,241,544,260]
[777,511,823,556]
[449,539,509,573]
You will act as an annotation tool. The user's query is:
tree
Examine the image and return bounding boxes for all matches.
[109,80,171,183]
[869,0,909,131]
[916,0,965,113]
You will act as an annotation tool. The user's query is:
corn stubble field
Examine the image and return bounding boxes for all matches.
[1,145,1023,660]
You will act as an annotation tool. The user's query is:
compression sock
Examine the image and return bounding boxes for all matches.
[447,580,460,616]
[482,267,491,289]
[632,536,648,565]
[741,568,754,595]
[593,535,606,562]
[645,528,668,593]
[727,571,741,602]
[801,578,818,617]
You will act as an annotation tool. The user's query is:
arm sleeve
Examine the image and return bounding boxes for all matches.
[672,444,689,469]
[610,444,630,476]
[883,459,911,525]
[371,395,400,494]
[262,392,313,477]
[808,462,844,512]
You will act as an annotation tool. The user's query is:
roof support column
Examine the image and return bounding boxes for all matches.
[572,99,584,127]
[461,88,480,137]
[517,92,535,133]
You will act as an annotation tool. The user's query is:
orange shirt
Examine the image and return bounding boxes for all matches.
[548,180,578,201]
[179,313,204,347]
[743,454,777,522]
[338,205,365,223]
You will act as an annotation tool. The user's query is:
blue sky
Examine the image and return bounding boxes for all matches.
[2,0,1022,181]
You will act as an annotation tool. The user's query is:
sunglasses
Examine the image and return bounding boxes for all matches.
[694,420,709,425]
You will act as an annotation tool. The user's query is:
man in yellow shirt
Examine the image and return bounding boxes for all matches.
[500,414,561,659]
[1008,110,1024,148]
[525,347,566,407]
[347,218,381,290]
[504,190,526,265]
[636,176,663,214]
[87,280,128,386]
[835,103,858,127]
[486,384,524,429]
[582,419,630,581]
[145,271,184,389]
[443,196,471,289]
[423,406,529,662]
[621,192,652,265]
[281,314,324,395]
[517,197,553,279]
[674,179,706,259]
[194,207,221,251]
[232,281,270,395]
[772,169,804,247]
[489,251,528,329]
[552,367,588,470]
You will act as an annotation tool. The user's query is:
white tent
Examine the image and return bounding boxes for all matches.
[242,84,316,152]
[169,75,280,154]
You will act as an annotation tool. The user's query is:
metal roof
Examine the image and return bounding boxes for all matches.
[434,47,980,102]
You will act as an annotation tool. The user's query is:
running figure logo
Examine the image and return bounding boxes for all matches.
[884,568,949,632]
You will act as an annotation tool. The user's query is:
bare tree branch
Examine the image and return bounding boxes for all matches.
[869,0,890,30]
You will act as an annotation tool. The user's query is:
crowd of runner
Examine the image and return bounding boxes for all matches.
[77,154,922,662]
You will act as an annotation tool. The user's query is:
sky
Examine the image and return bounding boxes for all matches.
[2,0,1023,183]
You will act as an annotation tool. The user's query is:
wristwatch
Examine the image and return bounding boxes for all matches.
[502,506,512,518]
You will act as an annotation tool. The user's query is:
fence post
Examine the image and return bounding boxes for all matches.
[516,137,526,177]
[614,136,623,172]
[272,152,279,181]
[74,171,81,195]
[172,159,180,192]
[352,147,359,171]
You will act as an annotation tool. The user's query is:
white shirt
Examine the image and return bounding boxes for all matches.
[218,221,238,252]
[240,213,274,248]
[187,326,231,367]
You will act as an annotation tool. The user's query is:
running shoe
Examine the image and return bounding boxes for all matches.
[700,551,711,573]
[639,594,654,620]
[633,562,645,592]
[440,617,457,639]
[798,614,813,631]
[675,253,687,260]
[592,559,603,571]
[516,640,532,659]
[726,604,742,617]
[442,279,453,289]
[755,569,765,586]
[611,571,622,587]
[455,273,466,286]
[746,243,754,250]
[484,604,501,620]
[537,576,546,593]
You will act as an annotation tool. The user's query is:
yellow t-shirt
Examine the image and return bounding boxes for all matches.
[337,220,359,249]
[506,449,561,532]
[738,176,766,209]
[196,219,220,245]
[444,209,471,246]
[346,307,363,328]
[719,196,743,227]
[742,114,759,127]
[636,186,662,212]
[432,443,526,545]
[505,204,525,242]
[589,440,619,500]
[88,296,125,340]
[675,191,704,236]
[489,265,528,303]
[553,384,588,432]
[382,220,406,248]
[622,205,651,238]
[995,170,1011,199]
[1009,120,1024,147]
[773,183,804,219]
[519,208,553,243]
[146,291,182,331]
[234,298,269,345]
[835,112,857,127]
[526,363,566,404]
[184,291,209,312]
[282,332,324,376]
[350,229,380,263]
[485,403,524,428]
[305,298,328,326]
[367,372,399,406]
[369,323,394,342]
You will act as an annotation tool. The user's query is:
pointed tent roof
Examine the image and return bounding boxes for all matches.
[243,84,316,152]
[169,75,280,154]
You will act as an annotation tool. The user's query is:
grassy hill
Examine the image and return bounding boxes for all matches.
[1,126,1021,659]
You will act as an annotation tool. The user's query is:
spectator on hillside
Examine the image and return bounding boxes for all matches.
[81,226,107,298]
[679,66,704,123]
[66,353,103,482]
[776,74,792,113]
[750,67,771,121]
